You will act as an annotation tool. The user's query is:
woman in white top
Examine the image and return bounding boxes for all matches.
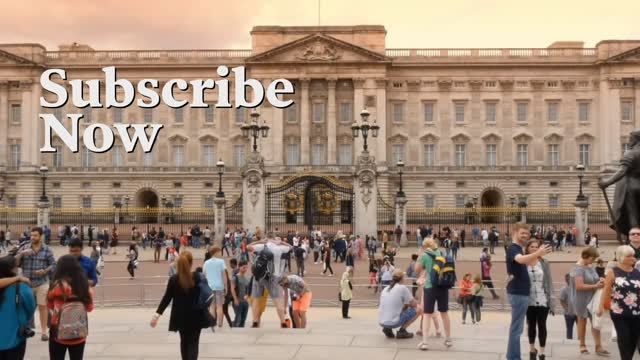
[524,240,554,360]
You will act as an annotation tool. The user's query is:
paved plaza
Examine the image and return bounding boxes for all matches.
[24,307,632,360]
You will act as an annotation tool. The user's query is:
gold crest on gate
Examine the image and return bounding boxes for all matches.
[283,190,303,214]
[316,190,337,216]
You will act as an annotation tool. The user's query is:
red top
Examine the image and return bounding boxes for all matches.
[47,282,94,345]
[459,279,473,297]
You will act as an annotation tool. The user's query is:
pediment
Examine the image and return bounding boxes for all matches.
[198,134,218,143]
[420,133,440,142]
[481,132,502,142]
[544,132,564,142]
[388,133,408,143]
[0,49,37,65]
[603,46,640,63]
[451,132,471,143]
[513,131,533,142]
[575,132,595,142]
[167,134,189,142]
[246,34,391,64]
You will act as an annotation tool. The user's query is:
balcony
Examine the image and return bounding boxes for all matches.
[44,49,252,66]
[385,48,596,64]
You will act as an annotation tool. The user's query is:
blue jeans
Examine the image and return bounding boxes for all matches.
[233,300,249,328]
[193,236,200,249]
[507,293,529,360]
[564,314,577,339]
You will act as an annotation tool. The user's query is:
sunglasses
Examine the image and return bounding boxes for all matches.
[630,233,640,236]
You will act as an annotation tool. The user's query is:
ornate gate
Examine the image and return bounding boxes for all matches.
[266,175,354,235]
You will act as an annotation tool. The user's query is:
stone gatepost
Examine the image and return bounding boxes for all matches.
[574,199,589,246]
[242,152,266,235]
[354,152,377,238]
[214,196,226,244]
[395,195,408,246]
[37,200,50,227]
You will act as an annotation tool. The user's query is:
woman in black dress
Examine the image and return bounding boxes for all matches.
[150,251,211,360]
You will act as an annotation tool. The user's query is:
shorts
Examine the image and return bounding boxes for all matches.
[292,291,312,312]
[210,290,225,306]
[382,307,417,329]
[423,287,449,314]
[251,275,282,299]
[33,283,49,306]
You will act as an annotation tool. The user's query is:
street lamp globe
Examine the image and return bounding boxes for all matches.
[39,164,49,176]
[216,159,225,175]
[351,122,359,137]
[360,108,370,122]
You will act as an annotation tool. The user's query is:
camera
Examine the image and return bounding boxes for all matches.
[19,326,35,339]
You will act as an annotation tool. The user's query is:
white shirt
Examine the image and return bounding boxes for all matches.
[252,241,291,277]
[527,262,547,307]
[481,230,489,240]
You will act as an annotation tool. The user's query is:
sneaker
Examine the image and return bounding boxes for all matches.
[462,321,466,325]
[41,334,48,342]
[444,339,452,348]
[396,328,414,339]
[418,342,429,351]
[382,327,395,338]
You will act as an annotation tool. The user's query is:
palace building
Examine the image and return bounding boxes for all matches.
[0,25,639,211]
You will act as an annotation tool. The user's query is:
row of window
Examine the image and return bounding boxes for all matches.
[424,194,565,209]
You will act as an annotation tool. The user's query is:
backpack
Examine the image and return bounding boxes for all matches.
[427,252,457,289]
[194,273,213,310]
[251,245,274,282]
[55,293,89,341]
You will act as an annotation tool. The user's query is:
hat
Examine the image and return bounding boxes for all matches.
[68,238,83,248]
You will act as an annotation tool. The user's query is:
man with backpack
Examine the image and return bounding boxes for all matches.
[414,237,455,351]
[247,232,292,328]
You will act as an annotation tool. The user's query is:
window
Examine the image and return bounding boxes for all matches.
[113,108,123,123]
[546,81,559,88]
[174,182,183,188]
[286,144,300,166]
[286,103,297,123]
[7,196,17,208]
[52,146,62,168]
[455,195,467,208]
[622,100,634,121]
[454,102,465,123]
[82,196,92,208]
[144,108,153,123]
[485,81,497,88]
[485,102,497,123]
[425,182,434,188]
[52,182,61,189]
[204,196,214,209]
[392,103,405,123]
[173,144,185,167]
[233,145,246,167]
[518,195,528,206]
[82,147,92,168]
[82,107,92,123]
[424,195,435,208]
[516,102,528,122]
[424,102,435,123]
[547,102,559,123]
[338,144,352,165]
[175,108,184,123]
[454,144,466,167]
[174,197,183,208]
[81,182,91,189]
[549,181,559,187]
[143,152,153,167]
[392,144,405,165]
[423,144,436,167]
[113,182,121,188]
[339,103,352,123]
[579,144,591,166]
[202,145,215,167]
[10,104,21,123]
[517,144,528,166]
[578,102,590,122]
[486,144,497,167]
[312,102,325,123]
[311,144,326,165]
[52,196,62,208]
[548,144,560,166]
[235,108,246,124]
[516,81,529,88]
[204,182,213,188]
[10,144,20,168]
[456,181,466,188]
[518,181,528,187]
[548,195,559,208]
[204,106,214,124]
[112,145,123,167]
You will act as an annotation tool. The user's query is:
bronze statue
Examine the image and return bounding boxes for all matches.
[598,130,640,242]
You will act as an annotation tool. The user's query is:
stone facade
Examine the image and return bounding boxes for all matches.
[0,25,639,210]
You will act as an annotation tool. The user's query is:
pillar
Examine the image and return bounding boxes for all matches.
[0,81,8,167]
[214,196,226,243]
[20,81,33,169]
[242,152,266,234]
[574,199,589,246]
[37,200,50,227]
[395,195,408,246]
[300,78,310,165]
[327,78,337,164]
[354,152,377,238]
[375,79,387,165]
[353,78,366,157]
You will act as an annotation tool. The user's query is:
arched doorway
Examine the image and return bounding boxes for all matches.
[480,188,503,223]
[135,189,159,223]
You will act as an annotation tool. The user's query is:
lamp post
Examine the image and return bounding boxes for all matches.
[396,159,405,198]
[575,164,587,202]
[241,109,270,153]
[39,164,49,202]
[216,159,225,198]
[351,108,380,153]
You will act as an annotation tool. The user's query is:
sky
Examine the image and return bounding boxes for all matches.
[1,0,639,50]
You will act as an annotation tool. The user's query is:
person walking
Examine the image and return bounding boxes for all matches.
[505,223,551,360]
[569,246,609,356]
[321,245,334,276]
[230,260,250,328]
[559,273,577,340]
[126,242,138,280]
[340,266,353,319]
[47,255,94,360]
[597,245,640,360]
[459,274,475,324]
[480,249,500,300]
[524,239,555,360]
[151,251,211,360]
[406,254,419,298]
[0,256,36,360]
[203,246,228,329]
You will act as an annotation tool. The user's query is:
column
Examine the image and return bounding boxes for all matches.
[395,195,408,246]
[0,81,8,166]
[20,81,33,169]
[31,81,42,167]
[269,78,284,166]
[327,78,337,165]
[407,80,421,164]
[607,80,621,166]
[353,78,365,156]
[214,197,226,243]
[375,79,387,165]
[37,200,50,227]
[574,199,589,246]
[300,79,310,164]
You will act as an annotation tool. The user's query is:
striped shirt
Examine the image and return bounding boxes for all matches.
[20,243,56,287]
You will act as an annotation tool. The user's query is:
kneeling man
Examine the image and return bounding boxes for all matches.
[378,270,422,339]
